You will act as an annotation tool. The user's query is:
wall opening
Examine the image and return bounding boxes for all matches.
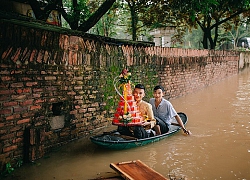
[50,102,65,130]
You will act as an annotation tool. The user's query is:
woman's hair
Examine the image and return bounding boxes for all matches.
[135,84,145,90]
[153,85,164,92]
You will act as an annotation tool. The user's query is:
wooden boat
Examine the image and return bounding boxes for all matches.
[90,112,188,149]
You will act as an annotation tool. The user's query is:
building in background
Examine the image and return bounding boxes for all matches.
[150,27,176,47]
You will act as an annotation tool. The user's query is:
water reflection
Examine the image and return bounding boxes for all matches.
[5,68,250,180]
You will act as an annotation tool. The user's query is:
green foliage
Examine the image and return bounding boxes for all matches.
[172,0,250,49]
[5,162,14,174]
[16,159,23,168]
[118,112,132,124]
[28,0,250,49]
[61,0,91,29]
[182,28,204,49]
[1,162,14,177]
[138,0,250,49]
[114,0,152,41]
[144,70,158,100]
[88,2,119,37]
[183,15,250,50]
[102,66,121,111]
[63,0,91,22]
[1,159,23,177]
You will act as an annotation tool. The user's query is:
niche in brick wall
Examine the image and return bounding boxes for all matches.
[49,102,65,130]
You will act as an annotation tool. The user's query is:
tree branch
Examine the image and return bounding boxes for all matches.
[211,9,246,29]
[77,0,116,32]
[195,18,205,31]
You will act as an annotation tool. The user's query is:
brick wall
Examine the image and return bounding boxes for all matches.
[0,18,239,170]
[155,51,239,99]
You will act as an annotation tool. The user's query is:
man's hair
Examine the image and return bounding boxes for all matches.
[153,85,164,92]
[135,84,145,90]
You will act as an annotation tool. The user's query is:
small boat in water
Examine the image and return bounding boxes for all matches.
[90,112,188,149]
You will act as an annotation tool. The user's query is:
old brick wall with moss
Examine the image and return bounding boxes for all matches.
[0,18,239,170]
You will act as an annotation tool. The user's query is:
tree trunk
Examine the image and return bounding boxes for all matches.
[208,30,215,49]
[202,29,209,49]
[71,0,79,30]
[202,27,218,49]
[208,24,218,50]
[130,4,137,41]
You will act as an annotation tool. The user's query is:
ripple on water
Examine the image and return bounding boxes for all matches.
[191,134,212,137]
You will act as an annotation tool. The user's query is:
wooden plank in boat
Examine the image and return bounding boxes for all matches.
[110,160,168,180]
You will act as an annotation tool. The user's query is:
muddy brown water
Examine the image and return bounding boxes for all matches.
[4,68,250,180]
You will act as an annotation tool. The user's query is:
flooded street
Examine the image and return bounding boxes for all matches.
[5,68,250,180]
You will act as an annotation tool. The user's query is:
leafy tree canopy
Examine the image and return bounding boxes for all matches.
[28,0,116,32]
[139,0,250,49]
[13,0,250,49]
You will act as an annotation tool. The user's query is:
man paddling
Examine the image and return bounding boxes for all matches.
[149,85,191,135]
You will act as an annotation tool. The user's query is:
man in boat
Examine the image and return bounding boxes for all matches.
[149,85,191,135]
[132,84,161,136]
[118,84,161,138]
